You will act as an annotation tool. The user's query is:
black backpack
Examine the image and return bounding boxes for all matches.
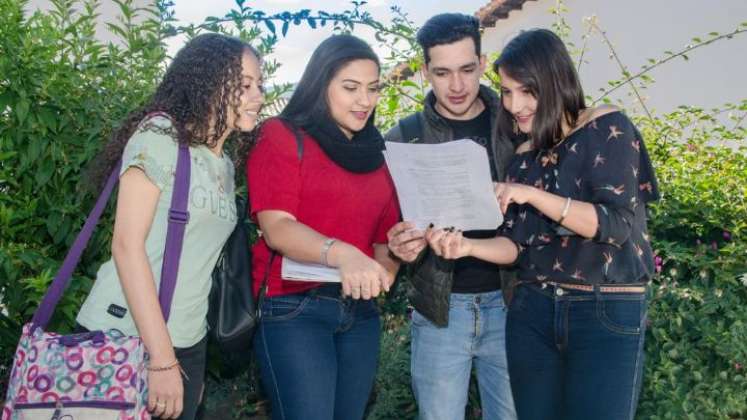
[207,129,304,358]
[398,113,424,143]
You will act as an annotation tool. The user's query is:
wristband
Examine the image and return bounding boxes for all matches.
[557,197,572,225]
[321,238,337,266]
[147,360,180,372]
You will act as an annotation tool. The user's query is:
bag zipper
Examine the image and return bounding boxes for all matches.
[14,400,136,411]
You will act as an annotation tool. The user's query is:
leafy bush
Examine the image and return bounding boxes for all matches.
[636,107,747,419]
[0,0,165,358]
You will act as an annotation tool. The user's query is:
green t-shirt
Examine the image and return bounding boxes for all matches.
[77,116,237,348]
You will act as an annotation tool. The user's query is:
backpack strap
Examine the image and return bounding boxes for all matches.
[398,113,424,143]
[31,130,191,331]
[291,128,304,160]
[157,143,190,321]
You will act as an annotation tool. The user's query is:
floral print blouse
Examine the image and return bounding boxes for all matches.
[501,111,660,285]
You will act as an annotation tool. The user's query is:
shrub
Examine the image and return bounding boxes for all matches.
[636,107,747,419]
[0,0,165,365]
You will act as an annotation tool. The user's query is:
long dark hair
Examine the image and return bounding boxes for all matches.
[494,29,585,150]
[87,33,260,190]
[279,34,379,131]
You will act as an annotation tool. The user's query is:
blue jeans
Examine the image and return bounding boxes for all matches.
[253,285,380,420]
[506,283,648,420]
[411,290,516,420]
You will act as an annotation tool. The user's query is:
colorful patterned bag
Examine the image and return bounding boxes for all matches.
[2,140,191,420]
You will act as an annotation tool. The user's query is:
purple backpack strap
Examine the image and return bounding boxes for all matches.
[30,141,191,332]
[158,143,190,320]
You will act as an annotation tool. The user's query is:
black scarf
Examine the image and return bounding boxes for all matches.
[302,115,385,173]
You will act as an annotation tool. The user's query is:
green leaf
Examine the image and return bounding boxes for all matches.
[27,137,43,162]
[15,98,30,123]
[264,19,276,34]
[37,107,58,132]
[35,156,54,186]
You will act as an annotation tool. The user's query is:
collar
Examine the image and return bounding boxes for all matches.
[422,84,501,129]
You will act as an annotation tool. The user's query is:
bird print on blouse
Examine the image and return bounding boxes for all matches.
[500,111,660,285]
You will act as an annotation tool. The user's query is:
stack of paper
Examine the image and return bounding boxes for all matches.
[281,256,341,282]
[383,139,503,231]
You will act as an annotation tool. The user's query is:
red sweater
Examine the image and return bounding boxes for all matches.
[247,118,400,297]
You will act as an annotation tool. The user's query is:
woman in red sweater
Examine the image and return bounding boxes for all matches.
[246,34,400,420]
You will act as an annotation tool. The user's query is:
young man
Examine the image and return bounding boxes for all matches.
[385,13,518,420]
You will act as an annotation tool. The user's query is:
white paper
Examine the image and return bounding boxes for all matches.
[384,139,503,231]
[281,256,341,282]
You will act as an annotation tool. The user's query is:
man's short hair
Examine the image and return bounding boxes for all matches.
[416,13,481,64]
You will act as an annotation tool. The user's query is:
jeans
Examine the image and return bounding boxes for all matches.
[253,285,380,420]
[411,290,516,420]
[506,283,648,420]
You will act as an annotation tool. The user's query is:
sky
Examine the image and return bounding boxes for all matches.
[167,0,492,84]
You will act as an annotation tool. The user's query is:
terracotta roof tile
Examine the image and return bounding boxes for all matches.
[385,0,535,81]
[475,0,535,27]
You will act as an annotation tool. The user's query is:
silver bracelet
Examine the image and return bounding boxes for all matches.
[557,197,572,225]
[320,238,337,266]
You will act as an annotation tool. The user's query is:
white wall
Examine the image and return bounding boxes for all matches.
[481,0,747,115]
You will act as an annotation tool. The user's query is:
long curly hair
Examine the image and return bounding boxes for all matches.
[87,33,260,190]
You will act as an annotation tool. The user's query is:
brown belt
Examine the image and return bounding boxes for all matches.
[541,281,646,294]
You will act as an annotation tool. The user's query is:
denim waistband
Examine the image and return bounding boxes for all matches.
[522,282,647,301]
[448,289,505,307]
[305,283,344,300]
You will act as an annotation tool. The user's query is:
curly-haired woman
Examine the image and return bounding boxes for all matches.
[76,33,264,420]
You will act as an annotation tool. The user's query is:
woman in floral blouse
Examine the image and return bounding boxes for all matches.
[426,29,659,420]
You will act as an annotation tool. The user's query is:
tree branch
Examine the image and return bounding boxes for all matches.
[593,26,747,104]
[588,19,654,122]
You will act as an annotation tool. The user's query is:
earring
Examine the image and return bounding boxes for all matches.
[512,119,519,135]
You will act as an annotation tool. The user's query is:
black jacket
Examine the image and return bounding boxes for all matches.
[384,85,518,327]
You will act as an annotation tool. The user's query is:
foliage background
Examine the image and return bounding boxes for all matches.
[1,0,746,418]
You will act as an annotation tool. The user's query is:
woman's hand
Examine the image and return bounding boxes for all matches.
[147,366,183,419]
[425,228,473,260]
[113,167,185,419]
[337,246,389,300]
[494,182,539,214]
[386,221,426,263]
